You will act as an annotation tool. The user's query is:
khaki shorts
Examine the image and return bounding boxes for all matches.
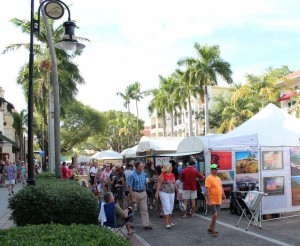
[5,179,15,185]
[182,190,197,200]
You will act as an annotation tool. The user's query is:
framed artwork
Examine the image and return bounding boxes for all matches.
[263,176,284,196]
[211,151,232,170]
[291,176,300,206]
[262,151,283,170]
[235,151,258,174]
[236,173,259,191]
[217,171,235,181]
[290,147,300,176]
[222,184,233,198]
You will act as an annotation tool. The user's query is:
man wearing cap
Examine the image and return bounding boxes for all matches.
[179,161,204,218]
[205,164,227,237]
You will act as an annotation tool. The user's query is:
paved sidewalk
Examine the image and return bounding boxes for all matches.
[0,182,23,229]
[127,205,300,246]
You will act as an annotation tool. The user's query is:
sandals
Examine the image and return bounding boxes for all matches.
[212,231,219,237]
[207,228,213,233]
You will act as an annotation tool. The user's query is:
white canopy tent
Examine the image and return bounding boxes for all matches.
[91,150,123,160]
[121,145,138,158]
[207,103,300,216]
[177,135,220,156]
[209,103,300,149]
[137,136,184,154]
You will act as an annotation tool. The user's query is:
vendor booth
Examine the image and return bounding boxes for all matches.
[136,136,183,166]
[208,103,300,216]
[91,150,123,167]
[121,145,138,164]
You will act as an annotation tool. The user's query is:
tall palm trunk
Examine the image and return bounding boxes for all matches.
[136,100,139,142]
[170,109,174,137]
[204,85,209,135]
[187,96,194,136]
[162,111,167,137]
[41,3,61,177]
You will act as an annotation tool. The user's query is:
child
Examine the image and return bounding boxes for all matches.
[175,179,185,214]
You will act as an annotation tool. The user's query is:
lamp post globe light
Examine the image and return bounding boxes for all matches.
[27,0,85,185]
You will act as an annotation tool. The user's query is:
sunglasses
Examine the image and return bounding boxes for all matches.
[106,165,110,168]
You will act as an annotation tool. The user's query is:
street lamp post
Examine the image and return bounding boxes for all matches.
[27,0,85,185]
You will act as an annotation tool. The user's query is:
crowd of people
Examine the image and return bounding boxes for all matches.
[75,159,228,237]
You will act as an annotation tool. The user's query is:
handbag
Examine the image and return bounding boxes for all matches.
[179,200,186,212]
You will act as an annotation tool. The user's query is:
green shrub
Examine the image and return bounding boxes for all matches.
[8,179,99,226]
[36,172,56,180]
[0,223,130,246]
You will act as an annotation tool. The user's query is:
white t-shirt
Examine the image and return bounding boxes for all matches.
[90,166,98,176]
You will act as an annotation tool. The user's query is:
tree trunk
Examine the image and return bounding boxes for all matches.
[136,100,139,142]
[188,96,194,136]
[41,3,61,177]
[162,111,167,137]
[170,109,174,137]
[204,85,210,135]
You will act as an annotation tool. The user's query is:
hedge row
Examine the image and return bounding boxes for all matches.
[8,177,99,226]
[0,224,130,246]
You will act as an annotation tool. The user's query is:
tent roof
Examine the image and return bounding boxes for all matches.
[91,150,123,160]
[177,135,220,155]
[121,145,138,158]
[209,103,300,149]
[137,136,184,153]
[78,156,91,163]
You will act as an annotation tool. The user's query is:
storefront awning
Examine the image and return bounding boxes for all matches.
[0,132,16,145]
[278,91,300,102]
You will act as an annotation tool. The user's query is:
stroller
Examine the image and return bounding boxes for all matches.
[196,179,207,215]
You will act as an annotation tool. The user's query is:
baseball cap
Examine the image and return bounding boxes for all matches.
[210,164,219,169]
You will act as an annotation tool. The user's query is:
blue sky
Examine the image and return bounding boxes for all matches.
[1,0,300,125]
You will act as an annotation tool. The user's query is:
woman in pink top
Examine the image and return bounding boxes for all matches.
[100,164,112,192]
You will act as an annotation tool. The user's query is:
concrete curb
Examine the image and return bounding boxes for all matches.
[0,211,14,230]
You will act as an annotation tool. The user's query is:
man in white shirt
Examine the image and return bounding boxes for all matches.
[89,163,98,187]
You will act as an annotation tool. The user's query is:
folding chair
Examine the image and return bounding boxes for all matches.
[102,202,132,239]
[235,191,263,231]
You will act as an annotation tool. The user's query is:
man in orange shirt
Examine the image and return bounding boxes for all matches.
[205,164,227,237]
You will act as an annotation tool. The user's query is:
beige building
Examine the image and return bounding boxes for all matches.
[277,70,300,113]
[150,85,232,137]
[0,87,17,162]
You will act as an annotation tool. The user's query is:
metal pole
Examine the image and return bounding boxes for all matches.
[27,0,36,185]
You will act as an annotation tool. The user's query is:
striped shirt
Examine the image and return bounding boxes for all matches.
[127,170,146,191]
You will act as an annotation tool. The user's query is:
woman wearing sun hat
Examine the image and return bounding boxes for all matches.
[155,163,178,229]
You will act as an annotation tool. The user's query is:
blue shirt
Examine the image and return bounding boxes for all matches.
[127,170,146,191]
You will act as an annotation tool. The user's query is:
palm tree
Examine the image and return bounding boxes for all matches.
[12,110,28,162]
[2,13,87,177]
[131,82,149,140]
[173,69,202,136]
[178,43,233,135]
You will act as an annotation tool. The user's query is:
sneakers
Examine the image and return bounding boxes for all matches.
[165,224,171,229]
[170,223,175,226]
[11,190,14,194]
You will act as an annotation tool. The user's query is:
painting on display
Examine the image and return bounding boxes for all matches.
[291,176,300,206]
[236,173,259,191]
[217,171,235,181]
[290,147,300,176]
[155,157,170,166]
[263,176,284,196]
[262,151,283,170]
[211,151,232,170]
[235,151,258,174]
